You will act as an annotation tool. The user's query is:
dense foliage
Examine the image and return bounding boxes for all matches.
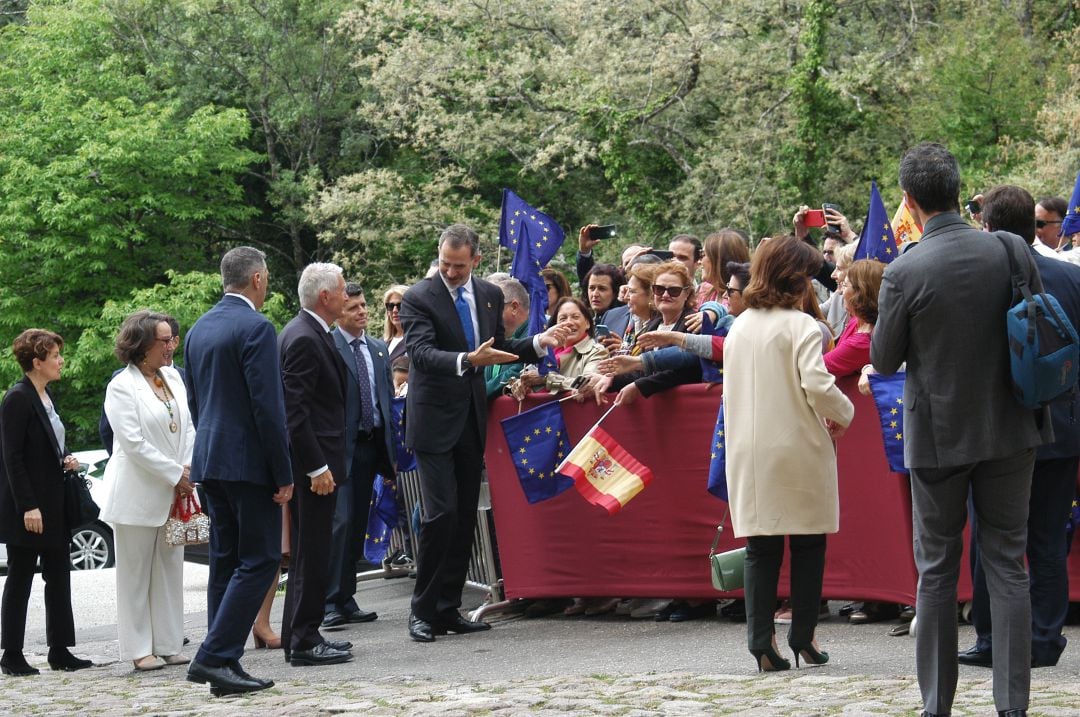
[0,0,1077,444]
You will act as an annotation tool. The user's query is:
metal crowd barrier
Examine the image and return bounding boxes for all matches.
[356,468,508,620]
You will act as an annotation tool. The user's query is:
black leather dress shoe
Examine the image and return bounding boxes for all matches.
[920,712,950,717]
[324,639,353,651]
[345,608,378,623]
[433,612,492,635]
[187,660,266,695]
[321,611,348,628]
[289,643,352,667]
[957,645,993,667]
[408,613,436,643]
[228,661,273,689]
[998,710,1026,717]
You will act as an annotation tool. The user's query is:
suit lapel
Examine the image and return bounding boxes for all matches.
[300,310,348,394]
[334,329,360,385]
[474,278,494,343]
[23,379,64,462]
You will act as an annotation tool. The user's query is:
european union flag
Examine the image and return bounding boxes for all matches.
[698,309,729,384]
[854,182,898,264]
[499,189,566,374]
[500,399,573,504]
[868,372,908,474]
[706,399,728,500]
[363,474,400,564]
[1061,170,1080,238]
[390,396,415,473]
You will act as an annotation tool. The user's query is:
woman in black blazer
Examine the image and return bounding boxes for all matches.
[0,329,92,676]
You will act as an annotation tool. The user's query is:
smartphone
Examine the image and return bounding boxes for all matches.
[803,209,827,228]
[822,203,842,235]
[647,249,675,261]
[570,375,590,390]
[594,324,612,338]
[588,224,618,240]
[965,198,981,215]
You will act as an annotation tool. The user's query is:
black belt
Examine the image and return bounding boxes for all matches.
[357,426,383,443]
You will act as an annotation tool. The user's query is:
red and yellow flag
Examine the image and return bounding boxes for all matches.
[556,426,653,515]
[891,200,922,246]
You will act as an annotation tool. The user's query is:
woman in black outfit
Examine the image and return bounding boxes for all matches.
[0,329,93,676]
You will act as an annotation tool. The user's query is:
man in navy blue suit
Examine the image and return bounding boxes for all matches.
[962,185,1080,674]
[183,247,293,695]
[323,283,395,627]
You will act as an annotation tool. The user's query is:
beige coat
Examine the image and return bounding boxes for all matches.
[722,308,854,537]
[544,336,609,392]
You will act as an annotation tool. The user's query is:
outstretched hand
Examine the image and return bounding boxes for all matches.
[468,337,519,367]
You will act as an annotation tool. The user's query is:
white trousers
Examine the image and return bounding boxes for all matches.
[113,523,185,661]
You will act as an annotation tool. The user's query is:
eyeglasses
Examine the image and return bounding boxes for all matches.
[385,302,401,311]
[723,287,743,297]
[155,336,177,345]
[1036,220,1062,229]
[652,285,689,298]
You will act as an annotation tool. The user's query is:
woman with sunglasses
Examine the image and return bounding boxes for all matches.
[382,284,410,363]
[723,236,853,672]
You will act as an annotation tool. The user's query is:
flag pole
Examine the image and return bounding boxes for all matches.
[582,403,618,436]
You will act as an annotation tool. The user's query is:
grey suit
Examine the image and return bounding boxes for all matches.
[871,213,1050,715]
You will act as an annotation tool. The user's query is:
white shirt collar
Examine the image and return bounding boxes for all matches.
[338,327,366,344]
[225,292,256,311]
[440,274,473,298]
[302,308,331,333]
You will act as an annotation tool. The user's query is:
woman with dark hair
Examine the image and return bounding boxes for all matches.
[510,297,609,397]
[723,236,854,672]
[0,329,92,676]
[541,268,573,315]
[582,264,625,320]
[824,260,885,378]
[699,229,751,306]
[100,310,196,671]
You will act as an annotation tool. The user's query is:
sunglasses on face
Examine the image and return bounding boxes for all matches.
[1036,220,1062,229]
[385,302,402,311]
[723,287,743,297]
[652,285,688,298]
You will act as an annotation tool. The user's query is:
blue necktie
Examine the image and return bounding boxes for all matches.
[350,338,375,433]
[455,286,476,351]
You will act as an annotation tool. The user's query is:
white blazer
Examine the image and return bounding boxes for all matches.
[100,364,196,527]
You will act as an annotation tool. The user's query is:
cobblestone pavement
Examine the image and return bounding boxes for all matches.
[2,568,1078,715]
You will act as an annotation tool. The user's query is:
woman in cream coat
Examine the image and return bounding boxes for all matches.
[101,311,196,671]
[723,237,854,673]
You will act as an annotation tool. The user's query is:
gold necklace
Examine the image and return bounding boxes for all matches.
[151,372,178,433]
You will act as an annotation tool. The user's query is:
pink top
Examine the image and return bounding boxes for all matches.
[823,317,871,377]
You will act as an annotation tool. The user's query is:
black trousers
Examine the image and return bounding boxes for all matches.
[410,415,484,622]
[1,542,75,650]
[281,474,338,653]
[744,534,826,651]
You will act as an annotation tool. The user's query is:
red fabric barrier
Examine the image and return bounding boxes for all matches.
[486,379,1080,603]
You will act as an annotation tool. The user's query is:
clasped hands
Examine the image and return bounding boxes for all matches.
[466,320,577,369]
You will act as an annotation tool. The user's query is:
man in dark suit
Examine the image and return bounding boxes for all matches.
[277,263,353,667]
[184,247,293,695]
[960,185,1080,670]
[401,224,571,642]
[323,282,395,628]
[871,144,1050,717]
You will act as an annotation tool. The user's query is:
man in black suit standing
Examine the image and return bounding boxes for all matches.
[184,247,293,695]
[401,224,571,642]
[872,144,1050,717]
[323,282,395,628]
[278,262,352,666]
[961,185,1080,670]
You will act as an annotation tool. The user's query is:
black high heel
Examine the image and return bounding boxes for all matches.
[47,648,92,672]
[749,646,791,672]
[790,642,830,668]
[0,652,40,677]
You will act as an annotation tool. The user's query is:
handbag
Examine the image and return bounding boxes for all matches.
[63,469,100,533]
[708,508,746,592]
[164,493,211,547]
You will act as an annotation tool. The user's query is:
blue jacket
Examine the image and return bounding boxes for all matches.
[1030,246,1080,459]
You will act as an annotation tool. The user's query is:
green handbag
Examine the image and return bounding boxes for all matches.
[708,509,746,592]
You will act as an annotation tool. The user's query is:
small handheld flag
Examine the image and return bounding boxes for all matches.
[556,407,653,515]
[390,396,415,473]
[855,182,899,263]
[891,198,922,246]
[363,474,401,563]
[706,399,728,500]
[499,400,574,504]
[867,372,908,474]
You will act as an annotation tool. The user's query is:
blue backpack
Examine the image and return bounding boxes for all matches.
[996,232,1080,410]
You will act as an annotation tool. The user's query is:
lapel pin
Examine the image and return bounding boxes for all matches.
[486,302,492,309]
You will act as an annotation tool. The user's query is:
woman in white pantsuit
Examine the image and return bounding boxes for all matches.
[101,311,196,671]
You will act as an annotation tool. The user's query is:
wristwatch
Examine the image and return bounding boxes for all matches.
[461,354,474,372]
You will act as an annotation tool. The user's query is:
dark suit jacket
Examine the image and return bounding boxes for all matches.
[401,274,542,453]
[1030,247,1080,459]
[333,327,395,473]
[0,378,67,547]
[184,295,292,488]
[599,305,632,339]
[871,213,1052,468]
[279,310,349,485]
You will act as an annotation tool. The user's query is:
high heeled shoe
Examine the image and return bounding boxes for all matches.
[47,648,92,672]
[790,642,830,668]
[0,652,39,677]
[749,646,791,672]
[252,629,282,650]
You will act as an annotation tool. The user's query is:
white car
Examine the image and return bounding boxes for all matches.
[0,449,114,572]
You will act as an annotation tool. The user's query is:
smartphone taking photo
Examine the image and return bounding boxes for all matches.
[588,224,618,241]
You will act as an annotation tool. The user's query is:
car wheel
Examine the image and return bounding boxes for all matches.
[69,522,115,570]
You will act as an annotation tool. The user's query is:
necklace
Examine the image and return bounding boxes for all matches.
[151,372,178,433]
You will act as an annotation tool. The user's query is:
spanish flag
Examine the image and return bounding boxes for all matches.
[891,199,922,246]
[556,426,653,515]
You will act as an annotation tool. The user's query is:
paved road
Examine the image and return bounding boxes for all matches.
[2,567,1078,715]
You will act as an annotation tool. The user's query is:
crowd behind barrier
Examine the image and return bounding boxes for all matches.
[483,379,1080,604]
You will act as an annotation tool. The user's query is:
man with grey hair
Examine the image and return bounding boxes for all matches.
[401,224,571,642]
[485,277,531,399]
[277,262,353,666]
[184,246,293,695]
